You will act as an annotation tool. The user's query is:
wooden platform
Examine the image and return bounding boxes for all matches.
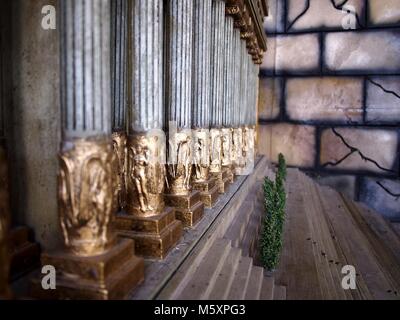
[275,169,400,300]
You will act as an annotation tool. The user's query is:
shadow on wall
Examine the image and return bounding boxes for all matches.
[258,0,400,220]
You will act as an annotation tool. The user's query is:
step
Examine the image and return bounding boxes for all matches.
[273,285,287,300]
[318,185,393,300]
[390,222,400,238]
[226,257,253,300]
[259,275,274,300]
[177,238,232,300]
[225,200,255,247]
[207,247,242,300]
[244,266,264,300]
[273,169,323,300]
[342,196,400,292]
[350,200,400,265]
[300,173,348,300]
[241,210,263,257]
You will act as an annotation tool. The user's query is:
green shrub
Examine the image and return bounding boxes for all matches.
[278,153,287,181]
[260,154,287,271]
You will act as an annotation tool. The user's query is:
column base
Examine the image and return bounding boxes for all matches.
[223,165,235,184]
[192,177,220,208]
[9,226,41,280]
[212,167,232,194]
[114,207,183,259]
[165,191,205,228]
[31,239,144,300]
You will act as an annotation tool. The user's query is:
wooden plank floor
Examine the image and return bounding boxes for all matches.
[275,168,400,300]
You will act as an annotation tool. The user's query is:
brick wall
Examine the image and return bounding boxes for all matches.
[258,0,400,220]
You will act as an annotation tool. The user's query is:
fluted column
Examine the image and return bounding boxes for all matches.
[111,0,128,211]
[210,0,225,174]
[166,0,194,195]
[221,15,234,167]
[59,0,115,256]
[126,0,166,216]
[192,0,212,183]
[231,28,241,169]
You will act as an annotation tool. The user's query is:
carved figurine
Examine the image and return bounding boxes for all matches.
[194,136,204,181]
[129,141,153,213]
[177,135,192,190]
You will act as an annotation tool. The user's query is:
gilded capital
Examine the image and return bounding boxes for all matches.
[167,130,193,195]
[126,131,166,216]
[58,138,117,257]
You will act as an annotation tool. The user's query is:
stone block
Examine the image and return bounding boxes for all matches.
[366,76,400,123]
[258,77,281,120]
[359,177,400,220]
[263,0,285,33]
[287,0,364,31]
[315,174,357,200]
[369,0,400,26]
[262,33,320,73]
[324,30,400,73]
[258,124,316,167]
[286,77,363,122]
[320,128,398,173]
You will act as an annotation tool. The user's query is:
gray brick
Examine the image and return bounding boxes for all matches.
[366,77,400,123]
[258,78,281,120]
[259,124,316,167]
[324,30,400,72]
[262,33,320,73]
[287,0,364,31]
[369,0,400,26]
[360,177,400,220]
[315,174,357,200]
[286,77,363,122]
[263,0,285,33]
[320,128,398,174]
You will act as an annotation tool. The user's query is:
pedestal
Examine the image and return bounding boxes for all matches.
[212,167,232,194]
[165,191,205,228]
[114,207,183,259]
[31,239,144,300]
[9,226,40,280]
[223,165,235,184]
[192,176,220,208]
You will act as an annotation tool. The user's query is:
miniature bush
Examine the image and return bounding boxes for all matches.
[260,154,287,271]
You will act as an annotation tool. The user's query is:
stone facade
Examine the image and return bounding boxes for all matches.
[259,0,400,220]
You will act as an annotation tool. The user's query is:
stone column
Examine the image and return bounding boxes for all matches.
[210,0,231,193]
[114,0,182,259]
[235,39,249,174]
[231,28,242,170]
[191,0,219,208]
[111,0,128,211]
[221,15,234,183]
[33,0,144,300]
[165,0,204,228]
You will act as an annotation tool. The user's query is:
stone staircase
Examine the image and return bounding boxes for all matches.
[156,161,400,300]
[157,159,285,300]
